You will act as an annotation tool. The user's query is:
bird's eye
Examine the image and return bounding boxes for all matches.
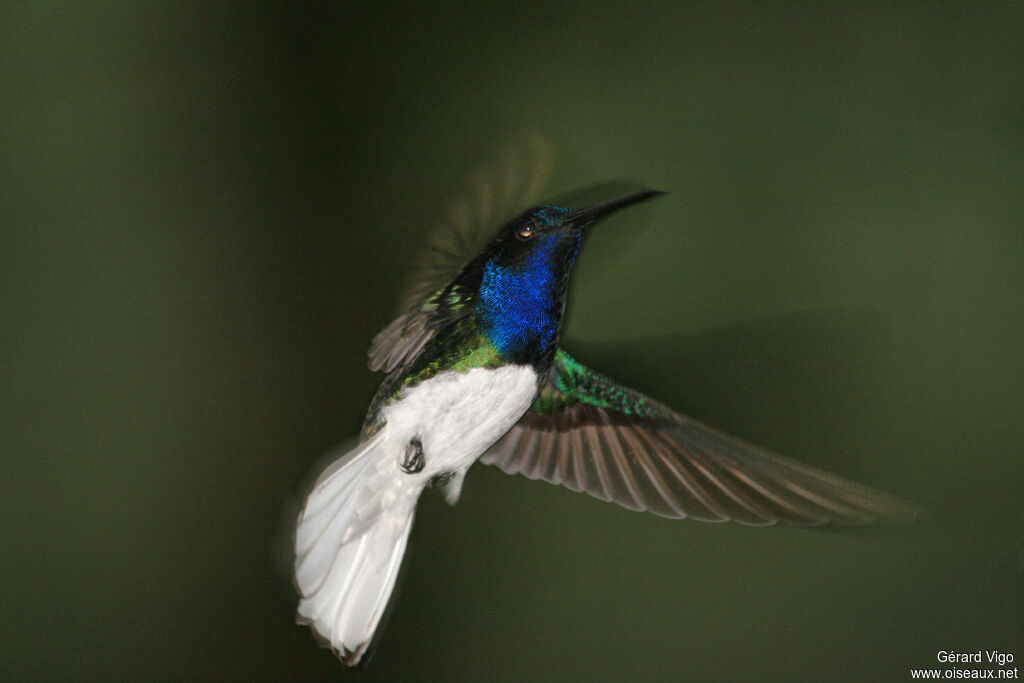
[516,223,536,240]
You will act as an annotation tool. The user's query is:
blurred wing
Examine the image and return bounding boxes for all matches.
[368,136,550,373]
[366,288,464,374]
[480,349,922,526]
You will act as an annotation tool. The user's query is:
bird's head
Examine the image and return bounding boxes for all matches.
[475,189,664,365]
[485,189,665,274]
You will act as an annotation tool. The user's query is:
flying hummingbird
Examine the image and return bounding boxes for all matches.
[293,164,920,667]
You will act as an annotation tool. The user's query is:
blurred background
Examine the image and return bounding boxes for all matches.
[2,2,1022,681]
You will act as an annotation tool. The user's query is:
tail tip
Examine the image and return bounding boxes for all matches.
[296,610,371,668]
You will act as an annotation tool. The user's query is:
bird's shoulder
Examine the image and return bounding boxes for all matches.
[366,276,481,375]
[362,309,510,435]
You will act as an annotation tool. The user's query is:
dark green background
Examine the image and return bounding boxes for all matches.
[3,2,1022,681]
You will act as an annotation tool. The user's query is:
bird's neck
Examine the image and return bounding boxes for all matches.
[476,235,580,367]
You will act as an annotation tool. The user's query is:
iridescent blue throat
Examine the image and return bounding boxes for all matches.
[477,232,581,363]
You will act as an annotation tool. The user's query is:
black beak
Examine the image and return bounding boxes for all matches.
[570,189,666,229]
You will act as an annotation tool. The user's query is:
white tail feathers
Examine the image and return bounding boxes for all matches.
[294,433,418,666]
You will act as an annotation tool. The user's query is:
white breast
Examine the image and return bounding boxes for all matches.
[379,365,539,479]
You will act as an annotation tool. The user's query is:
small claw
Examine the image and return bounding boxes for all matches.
[400,437,425,474]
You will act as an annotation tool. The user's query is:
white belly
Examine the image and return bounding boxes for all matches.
[379,365,539,480]
[294,364,539,662]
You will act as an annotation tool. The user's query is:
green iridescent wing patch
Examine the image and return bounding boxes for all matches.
[532,349,674,419]
[480,348,922,526]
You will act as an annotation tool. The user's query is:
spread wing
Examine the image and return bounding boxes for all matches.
[480,349,922,526]
[367,136,550,373]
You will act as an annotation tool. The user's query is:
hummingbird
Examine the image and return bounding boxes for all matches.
[293,177,920,667]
